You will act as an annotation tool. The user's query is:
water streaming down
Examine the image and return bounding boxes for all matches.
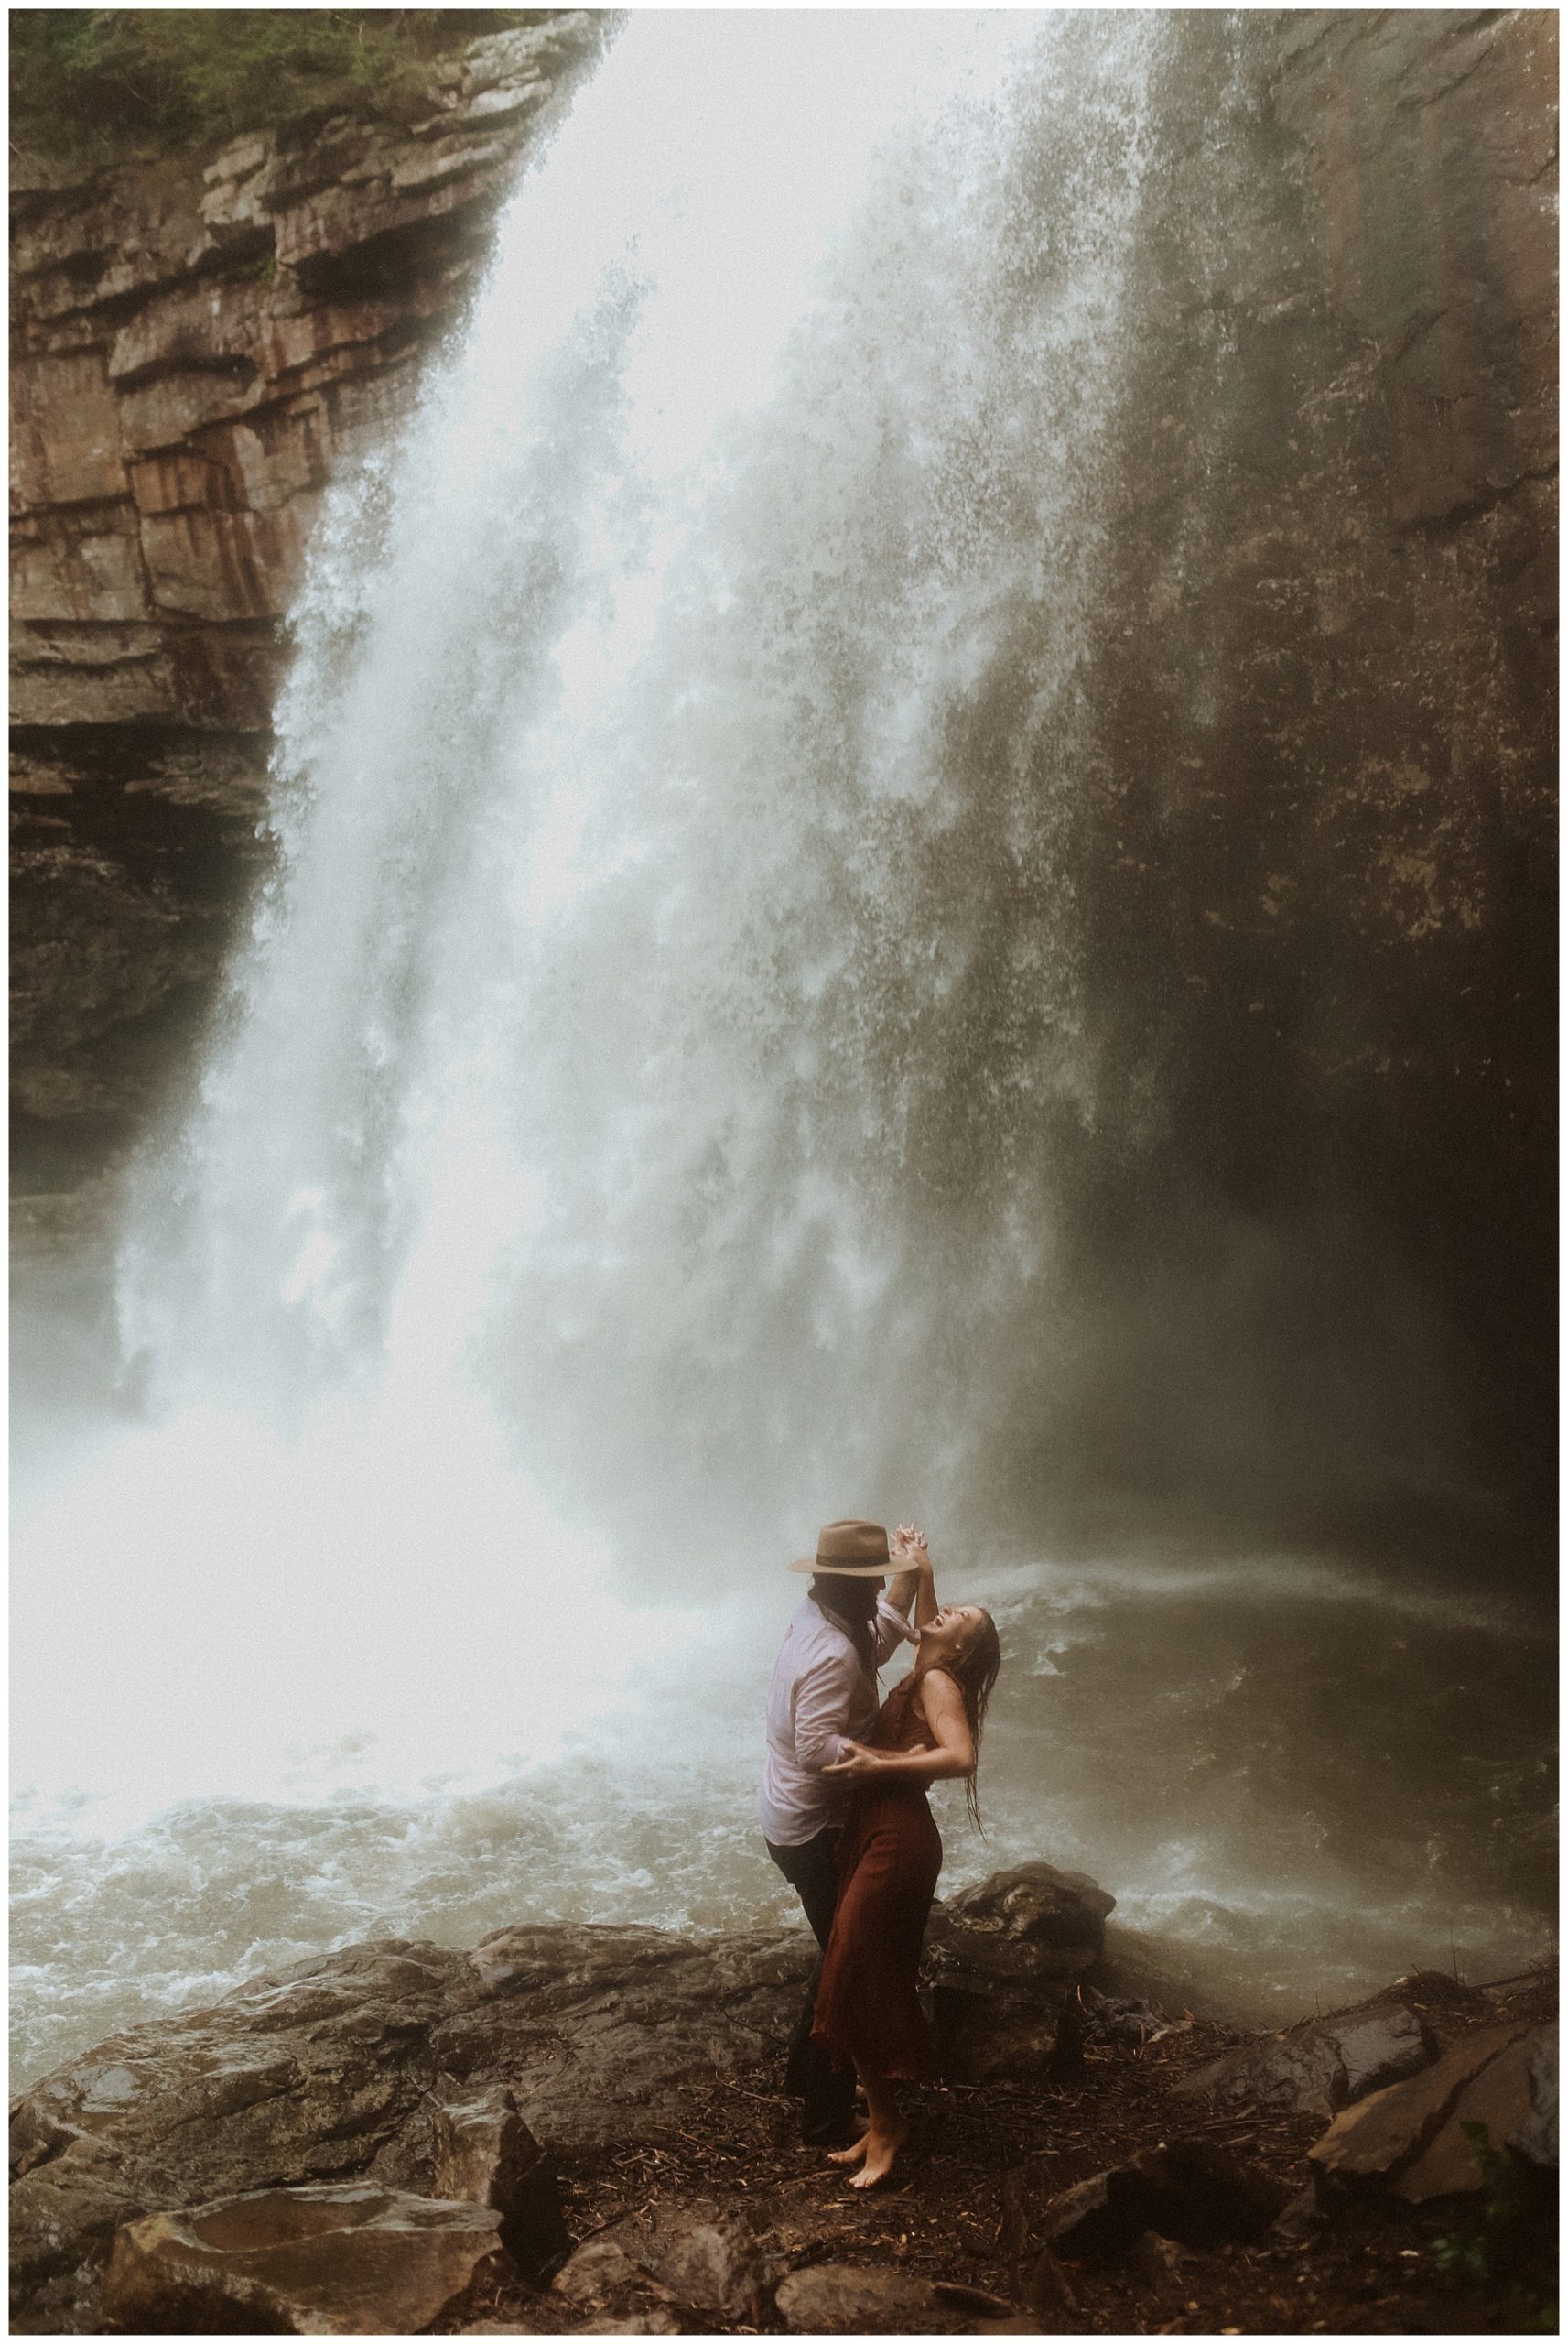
[12,15,1553,2085]
[119,11,1129,1530]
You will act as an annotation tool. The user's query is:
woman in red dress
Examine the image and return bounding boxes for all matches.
[815,1527,1001,2187]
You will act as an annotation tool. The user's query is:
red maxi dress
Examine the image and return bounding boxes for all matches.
[810,1675,943,2083]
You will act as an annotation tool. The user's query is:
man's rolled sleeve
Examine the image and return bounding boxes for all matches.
[873,1599,918,1666]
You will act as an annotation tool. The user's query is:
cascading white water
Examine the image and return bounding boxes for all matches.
[20,4,1162,1814]
[40,9,1157,1735]
[13,15,1552,2087]
[119,11,1151,1527]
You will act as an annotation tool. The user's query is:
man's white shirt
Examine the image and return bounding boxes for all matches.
[757,1595,916,1847]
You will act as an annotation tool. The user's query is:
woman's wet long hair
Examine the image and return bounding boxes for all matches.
[947,1611,1002,1835]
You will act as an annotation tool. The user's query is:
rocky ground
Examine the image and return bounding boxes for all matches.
[8,1865,1556,2336]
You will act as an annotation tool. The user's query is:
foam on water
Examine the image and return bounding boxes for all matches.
[12,1536,1554,2082]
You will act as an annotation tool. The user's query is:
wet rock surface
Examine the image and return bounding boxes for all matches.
[7,1901,1556,2337]
[10,723,272,1154]
[1174,1992,1438,2116]
[7,1876,1108,2333]
[1309,2019,1558,2204]
[101,2181,513,2336]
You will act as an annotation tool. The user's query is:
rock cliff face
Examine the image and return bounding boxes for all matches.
[11,16,598,734]
[10,14,599,1162]
[1048,6,1558,1526]
[914,5,1554,1539]
[9,9,1557,1514]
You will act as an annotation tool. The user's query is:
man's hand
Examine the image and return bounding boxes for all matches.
[823,1740,884,1779]
[893,1522,931,1569]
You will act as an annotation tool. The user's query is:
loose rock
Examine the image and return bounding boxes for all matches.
[622,2200,776,2319]
[100,2180,512,2335]
[774,2261,948,2333]
[1175,1995,1436,2116]
[1309,2022,1556,2203]
[428,2080,568,2279]
[1027,2245,1081,2324]
[552,2237,664,2309]
[925,1862,1115,2084]
[1038,2138,1291,2263]
[1509,2020,1558,2168]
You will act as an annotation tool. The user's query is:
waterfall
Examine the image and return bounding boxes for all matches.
[13,18,1555,2089]
[116,12,1161,1576]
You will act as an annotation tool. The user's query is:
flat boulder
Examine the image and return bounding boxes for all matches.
[1309,2022,1557,2203]
[1175,1996,1436,2116]
[6,1922,806,2330]
[100,2181,513,2334]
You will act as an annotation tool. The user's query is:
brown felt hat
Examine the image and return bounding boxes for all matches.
[788,1518,892,1578]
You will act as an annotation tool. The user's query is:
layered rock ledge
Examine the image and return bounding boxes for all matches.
[11,16,599,1163]
[11,14,600,737]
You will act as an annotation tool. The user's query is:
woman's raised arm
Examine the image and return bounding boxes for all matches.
[885,1523,938,1631]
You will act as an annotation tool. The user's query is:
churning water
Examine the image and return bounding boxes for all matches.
[11,15,1555,2086]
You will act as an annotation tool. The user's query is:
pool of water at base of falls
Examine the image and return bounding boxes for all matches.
[11,1555,1554,2089]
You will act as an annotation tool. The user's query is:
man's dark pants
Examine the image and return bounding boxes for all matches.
[766,1825,857,2144]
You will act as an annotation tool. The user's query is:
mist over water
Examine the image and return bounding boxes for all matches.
[11,15,1555,2084]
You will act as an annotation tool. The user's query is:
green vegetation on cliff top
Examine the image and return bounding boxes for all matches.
[11,9,555,161]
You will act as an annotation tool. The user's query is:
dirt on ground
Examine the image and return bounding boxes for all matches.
[451,1967,1557,2337]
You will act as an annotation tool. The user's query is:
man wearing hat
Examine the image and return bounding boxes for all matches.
[758,1517,928,2145]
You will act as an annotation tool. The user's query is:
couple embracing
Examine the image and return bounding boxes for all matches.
[758,1518,1001,2187]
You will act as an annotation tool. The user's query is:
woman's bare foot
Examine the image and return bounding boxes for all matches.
[847,2120,908,2188]
[826,2125,869,2166]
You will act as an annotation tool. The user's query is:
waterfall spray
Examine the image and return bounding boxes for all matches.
[114,14,1162,1588]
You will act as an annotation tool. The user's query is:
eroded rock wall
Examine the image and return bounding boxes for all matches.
[10,14,600,1163]
[11,16,597,732]
[1044,6,1558,1530]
